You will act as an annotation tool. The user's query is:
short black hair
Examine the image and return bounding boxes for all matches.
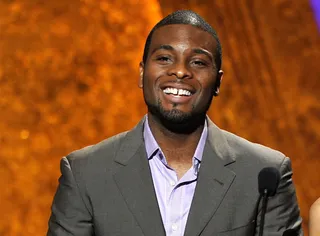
[142,10,222,71]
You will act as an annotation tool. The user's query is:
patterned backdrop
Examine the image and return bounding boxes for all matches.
[0,0,319,235]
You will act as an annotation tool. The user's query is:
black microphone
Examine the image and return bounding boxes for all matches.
[258,167,280,197]
[255,167,280,236]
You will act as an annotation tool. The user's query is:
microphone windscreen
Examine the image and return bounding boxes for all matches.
[258,167,280,196]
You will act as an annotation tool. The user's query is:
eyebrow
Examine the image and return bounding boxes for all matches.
[151,44,174,54]
[151,45,213,62]
[192,48,213,61]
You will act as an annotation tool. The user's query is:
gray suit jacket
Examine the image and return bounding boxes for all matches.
[48,118,303,236]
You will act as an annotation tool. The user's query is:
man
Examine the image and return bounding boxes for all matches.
[48,10,303,236]
[309,198,320,236]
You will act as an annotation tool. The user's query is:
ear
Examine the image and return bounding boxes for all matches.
[213,70,223,96]
[138,62,144,88]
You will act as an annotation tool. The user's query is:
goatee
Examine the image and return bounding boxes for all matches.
[146,99,206,134]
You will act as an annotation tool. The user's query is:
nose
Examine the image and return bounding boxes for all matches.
[168,61,192,80]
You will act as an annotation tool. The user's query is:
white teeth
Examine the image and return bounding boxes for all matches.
[173,88,178,95]
[178,89,191,96]
[163,87,192,96]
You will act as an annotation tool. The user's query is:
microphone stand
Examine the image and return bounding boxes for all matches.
[259,189,269,236]
[253,194,262,236]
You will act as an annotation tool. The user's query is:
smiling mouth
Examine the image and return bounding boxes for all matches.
[161,87,195,104]
[163,87,193,96]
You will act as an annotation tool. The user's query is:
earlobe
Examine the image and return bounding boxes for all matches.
[213,70,223,96]
[139,62,144,88]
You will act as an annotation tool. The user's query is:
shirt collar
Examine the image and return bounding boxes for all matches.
[143,115,208,164]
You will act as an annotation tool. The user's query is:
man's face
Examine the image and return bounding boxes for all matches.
[139,24,223,124]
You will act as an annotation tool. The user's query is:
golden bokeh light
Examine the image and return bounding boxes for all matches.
[0,0,161,235]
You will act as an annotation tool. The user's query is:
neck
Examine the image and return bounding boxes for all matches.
[147,112,205,153]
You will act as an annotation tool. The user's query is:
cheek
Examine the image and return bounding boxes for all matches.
[145,62,164,76]
[197,74,216,94]
[142,76,160,100]
[143,66,165,91]
[192,79,216,104]
[196,88,214,104]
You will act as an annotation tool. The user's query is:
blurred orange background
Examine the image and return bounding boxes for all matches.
[0,0,319,235]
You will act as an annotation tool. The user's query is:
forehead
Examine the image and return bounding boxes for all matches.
[149,24,217,53]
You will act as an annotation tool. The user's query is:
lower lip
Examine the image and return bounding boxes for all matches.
[162,92,193,103]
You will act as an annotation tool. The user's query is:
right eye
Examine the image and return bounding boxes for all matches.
[157,56,170,62]
[154,56,173,65]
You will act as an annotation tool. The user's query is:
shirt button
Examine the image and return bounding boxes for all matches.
[172,223,178,231]
[170,180,175,186]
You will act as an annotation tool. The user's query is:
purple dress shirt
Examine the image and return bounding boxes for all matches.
[143,117,208,236]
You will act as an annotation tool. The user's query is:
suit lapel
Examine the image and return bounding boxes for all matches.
[184,119,236,236]
[113,119,165,236]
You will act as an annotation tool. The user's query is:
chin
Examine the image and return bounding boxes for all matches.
[158,108,206,133]
[160,108,192,124]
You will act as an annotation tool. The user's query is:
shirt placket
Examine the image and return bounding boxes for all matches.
[168,167,198,236]
[166,168,181,236]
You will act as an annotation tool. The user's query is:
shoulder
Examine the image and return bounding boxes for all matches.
[65,131,129,168]
[221,129,287,167]
[63,117,145,172]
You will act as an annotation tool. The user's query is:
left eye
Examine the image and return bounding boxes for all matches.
[192,60,206,66]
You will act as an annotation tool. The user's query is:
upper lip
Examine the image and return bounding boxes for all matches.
[160,83,196,94]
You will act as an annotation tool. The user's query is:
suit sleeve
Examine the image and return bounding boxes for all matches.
[255,157,303,236]
[47,157,93,236]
